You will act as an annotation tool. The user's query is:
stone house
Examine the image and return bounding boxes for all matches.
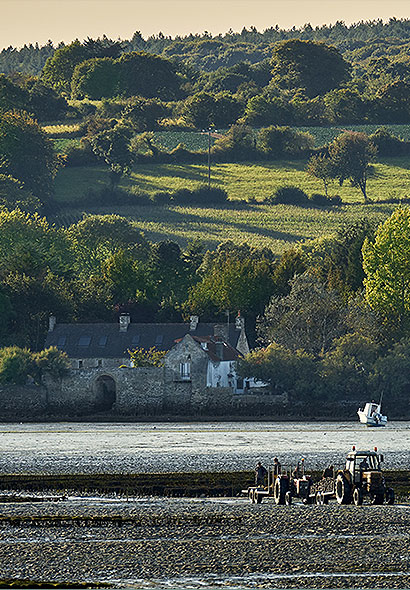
[43,313,273,416]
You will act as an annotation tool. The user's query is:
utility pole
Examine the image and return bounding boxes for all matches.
[207,128,211,190]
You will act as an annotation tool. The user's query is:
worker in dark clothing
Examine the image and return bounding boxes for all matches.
[255,461,268,486]
[273,457,281,476]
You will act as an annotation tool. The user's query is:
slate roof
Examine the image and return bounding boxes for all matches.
[186,335,241,362]
[45,321,243,359]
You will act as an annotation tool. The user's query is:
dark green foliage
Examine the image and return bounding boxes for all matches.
[369,127,410,156]
[270,40,351,97]
[257,125,314,158]
[309,193,342,206]
[0,175,42,213]
[0,110,60,198]
[0,346,32,384]
[116,51,182,100]
[71,57,120,100]
[170,185,228,205]
[266,186,309,205]
[212,124,256,161]
[122,97,170,131]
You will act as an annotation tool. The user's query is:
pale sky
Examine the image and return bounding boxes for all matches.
[1,0,410,50]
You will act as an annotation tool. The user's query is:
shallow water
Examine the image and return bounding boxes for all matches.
[0,421,408,473]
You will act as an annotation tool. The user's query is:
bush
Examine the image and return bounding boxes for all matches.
[266,186,309,205]
[309,193,342,207]
[64,144,100,167]
[172,185,228,205]
[84,187,150,206]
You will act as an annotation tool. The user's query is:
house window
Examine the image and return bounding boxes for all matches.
[78,360,83,369]
[57,336,66,348]
[78,336,91,347]
[179,362,191,380]
[155,334,164,346]
[98,336,107,347]
[132,334,140,346]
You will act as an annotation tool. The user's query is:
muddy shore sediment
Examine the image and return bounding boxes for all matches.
[0,496,409,588]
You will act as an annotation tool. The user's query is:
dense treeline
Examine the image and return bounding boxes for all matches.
[3,19,410,75]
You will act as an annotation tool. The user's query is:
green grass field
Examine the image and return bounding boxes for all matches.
[54,158,410,204]
[51,158,408,254]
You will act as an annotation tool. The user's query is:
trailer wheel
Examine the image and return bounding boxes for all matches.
[353,487,363,506]
[274,477,287,505]
[336,474,352,505]
[386,488,395,505]
[285,491,292,505]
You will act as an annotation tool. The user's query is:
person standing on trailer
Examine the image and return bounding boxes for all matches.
[255,462,268,486]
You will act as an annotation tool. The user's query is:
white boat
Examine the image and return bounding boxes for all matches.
[357,402,387,427]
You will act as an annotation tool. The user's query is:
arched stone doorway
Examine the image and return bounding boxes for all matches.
[94,375,116,411]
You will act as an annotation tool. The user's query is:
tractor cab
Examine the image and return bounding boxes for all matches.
[345,448,383,485]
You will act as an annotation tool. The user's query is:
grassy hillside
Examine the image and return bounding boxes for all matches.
[51,158,410,253]
[54,158,410,204]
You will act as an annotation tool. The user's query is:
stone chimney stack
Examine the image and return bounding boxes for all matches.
[48,315,56,332]
[190,315,199,331]
[119,313,131,332]
[235,312,245,331]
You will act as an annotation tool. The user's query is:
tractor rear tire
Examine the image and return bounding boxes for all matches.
[336,474,352,505]
[353,487,363,506]
[274,477,287,505]
[373,493,384,505]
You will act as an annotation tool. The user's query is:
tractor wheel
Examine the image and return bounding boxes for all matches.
[353,487,363,506]
[274,477,287,505]
[336,474,352,505]
[249,490,255,504]
[285,491,292,505]
[386,488,395,505]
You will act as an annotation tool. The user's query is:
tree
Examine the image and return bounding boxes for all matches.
[88,123,135,187]
[0,110,61,198]
[71,57,119,99]
[328,131,377,202]
[185,242,275,319]
[258,273,347,355]
[306,154,334,196]
[128,346,166,367]
[121,97,169,131]
[0,346,32,385]
[212,124,255,161]
[0,208,72,278]
[258,125,313,159]
[270,40,351,98]
[181,92,215,128]
[42,40,90,94]
[66,214,148,277]
[32,346,70,383]
[362,207,410,331]
[0,174,41,213]
[238,343,318,400]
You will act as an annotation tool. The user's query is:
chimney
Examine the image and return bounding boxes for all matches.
[190,315,199,331]
[48,315,56,332]
[119,313,131,332]
[213,324,228,341]
[235,312,245,331]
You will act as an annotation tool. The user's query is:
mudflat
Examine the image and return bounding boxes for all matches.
[0,495,409,588]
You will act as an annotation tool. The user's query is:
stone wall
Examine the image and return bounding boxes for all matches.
[0,384,47,419]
